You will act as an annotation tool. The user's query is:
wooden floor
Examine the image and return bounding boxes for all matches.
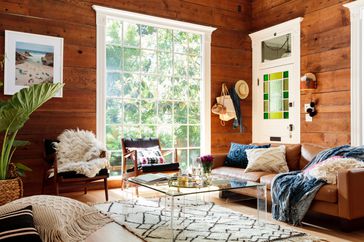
[64,188,364,242]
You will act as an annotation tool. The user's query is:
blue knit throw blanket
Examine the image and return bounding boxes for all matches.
[271,145,364,225]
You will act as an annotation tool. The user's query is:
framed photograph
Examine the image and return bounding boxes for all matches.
[4,30,63,97]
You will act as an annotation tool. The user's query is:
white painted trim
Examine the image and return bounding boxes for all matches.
[344,1,364,146]
[92,5,216,35]
[93,5,215,154]
[250,17,302,144]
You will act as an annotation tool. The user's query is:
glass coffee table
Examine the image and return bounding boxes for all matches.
[125,174,267,235]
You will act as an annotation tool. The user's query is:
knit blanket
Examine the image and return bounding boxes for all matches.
[50,129,110,178]
[272,145,364,225]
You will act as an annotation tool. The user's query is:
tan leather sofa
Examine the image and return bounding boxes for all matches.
[212,143,364,229]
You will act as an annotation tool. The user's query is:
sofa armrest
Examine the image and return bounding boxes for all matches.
[337,168,364,220]
[212,153,227,169]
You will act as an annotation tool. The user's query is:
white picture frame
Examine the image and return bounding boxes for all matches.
[4,30,64,97]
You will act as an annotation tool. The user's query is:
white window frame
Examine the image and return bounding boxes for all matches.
[344,0,364,146]
[93,5,216,155]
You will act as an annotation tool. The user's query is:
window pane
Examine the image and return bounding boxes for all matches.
[188,55,201,78]
[188,33,201,55]
[174,54,187,76]
[106,125,122,150]
[141,100,157,124]
[141,125,157,138]
[158,76,173,99]
[123,73,139,99]
[262,34,291,63]
[189,149,200,164]
[189,126,200,147]
[158,51,172,75]
[140,74,157,99]
[110,151,122,168]
[189,78,200,102]
[106,19,122,44]
[141,50,157,73]
[106,45,122,70]
[173,77,188,101]
[189,102,200,124]
[157,28,172,51]
[173,30,188,53]
[174,125,187,148]
[158,101,173,124]
[158,126,173,148]
[106,98,123,124]
[140,25,157,49]
[106,72,122,97]
[123,48,140,72]
[177,149,188,170]
[124,100,140,124]
[174,102,187,124]
[123,22,140,47]
[123,126,141,139]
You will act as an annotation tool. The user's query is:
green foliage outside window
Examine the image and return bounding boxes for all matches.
[105,18,202,173]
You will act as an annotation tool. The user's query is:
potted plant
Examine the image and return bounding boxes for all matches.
[0,81,63,205]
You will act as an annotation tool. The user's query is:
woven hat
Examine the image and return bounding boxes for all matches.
[235,80,249,99]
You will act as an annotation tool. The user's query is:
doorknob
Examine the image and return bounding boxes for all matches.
[288,124,293,132]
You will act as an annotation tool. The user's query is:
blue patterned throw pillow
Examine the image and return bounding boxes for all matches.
[224,143,271,168]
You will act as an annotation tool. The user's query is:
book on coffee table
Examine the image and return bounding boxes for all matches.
[133,173,170,183]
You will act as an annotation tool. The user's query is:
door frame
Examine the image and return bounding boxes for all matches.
[249,17,303,144]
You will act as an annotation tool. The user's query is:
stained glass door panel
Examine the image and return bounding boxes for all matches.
[263,70,289,120]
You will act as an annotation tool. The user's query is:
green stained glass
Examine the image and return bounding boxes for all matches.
[270,72,282,80]
[263,70,289,120]
[264,82,269,93]
[283,78,289,91]
[264,101,268,112]
[270,112,283,119]
[283,91,289,99]
[284,112,289,119]
[283,99,289,111]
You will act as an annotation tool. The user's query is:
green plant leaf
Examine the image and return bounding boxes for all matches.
[14,162,32,172]
[13,140,31,147]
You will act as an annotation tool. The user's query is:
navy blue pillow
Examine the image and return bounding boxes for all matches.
[224,143,271,168]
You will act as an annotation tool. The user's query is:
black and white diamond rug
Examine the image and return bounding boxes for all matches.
[93,198,321,242]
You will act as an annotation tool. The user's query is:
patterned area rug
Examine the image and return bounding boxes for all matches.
[93,198,321,242]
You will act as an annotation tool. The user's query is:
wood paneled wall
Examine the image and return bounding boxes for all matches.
[0,0,252,195]
[252,0,352,147]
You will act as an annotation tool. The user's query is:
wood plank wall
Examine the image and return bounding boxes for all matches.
[252,0,352,147]
[0,0,252,195]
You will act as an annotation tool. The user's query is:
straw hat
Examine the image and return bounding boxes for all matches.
[235,80,249,99]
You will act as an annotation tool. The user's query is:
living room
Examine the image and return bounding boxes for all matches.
[1,0,364,241]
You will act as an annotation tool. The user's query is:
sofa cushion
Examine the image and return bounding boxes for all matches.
[259,174,277,189]
[224,143,270,168]
[300,143,327,170]
[212,167,269,182]
[314,184,338,203]
[251,143,301,171]
[245,146,289,173]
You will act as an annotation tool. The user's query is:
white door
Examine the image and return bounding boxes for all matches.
[253,64,300,143]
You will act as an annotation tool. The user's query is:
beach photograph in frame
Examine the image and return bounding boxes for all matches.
[4,30,63,97]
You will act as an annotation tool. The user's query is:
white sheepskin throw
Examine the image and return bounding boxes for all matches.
[305,157,364,184]
[51,129,110,178]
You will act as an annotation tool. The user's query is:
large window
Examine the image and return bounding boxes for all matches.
[94,6,215,175]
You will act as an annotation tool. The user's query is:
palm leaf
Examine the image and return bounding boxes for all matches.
[13,140,31,147]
